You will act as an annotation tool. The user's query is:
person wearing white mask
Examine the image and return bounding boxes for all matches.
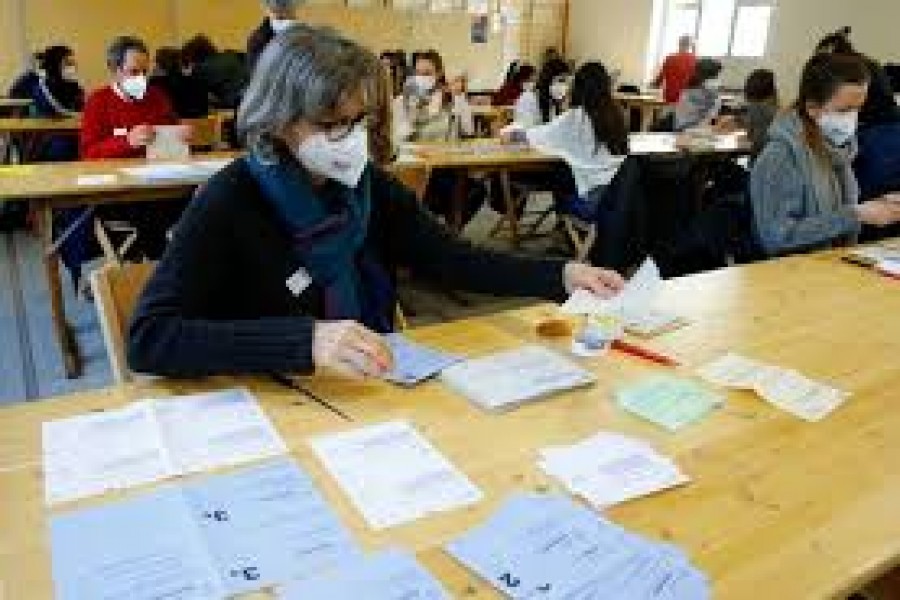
[393,50,473,143]
[750,53,900,256]
[80,36,184,159]
[673,58,724,131]
[127,27,626,379]
[247,0,304,73]
[32,45,84,120]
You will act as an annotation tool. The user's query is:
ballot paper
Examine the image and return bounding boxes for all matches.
[439,345,595,411]
[538,432,689,508]
[147,124,190,161]
[309,420,482,530]
[50,460,359,600]
[616,376,724,432]
[277,549,449,600]
[698,354,850,421]
[76,173,118,186]
[42,389,287,505]
[560,258,686,337]
[846,243,900,265]
[447,494,710,600]
[382,333,463,386]
[120,158,230,182]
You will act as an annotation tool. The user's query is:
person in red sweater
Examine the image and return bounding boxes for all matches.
[81,35,193,259]
[80,35,188,159]
[653,35,697,104]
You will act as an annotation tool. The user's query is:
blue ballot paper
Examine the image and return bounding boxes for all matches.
[446,494,710,599]
[277,549,450,599]
[50,459,360,599]
[383,333,463,386]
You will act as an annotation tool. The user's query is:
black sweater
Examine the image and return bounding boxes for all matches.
[127,159,567,377]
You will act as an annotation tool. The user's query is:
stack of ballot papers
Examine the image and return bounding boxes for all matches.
[120,158,231,182]
[616,375,724,431]
[50,460,361,600]
[538,432,690,508]
[698,354,850,422]
[310,420,482,529]
[42,388,287,505]
[278,549,449,599]
[560,258,686,337]
[440,345,595,411]
[382,333,463,386]
[447,494,710,599]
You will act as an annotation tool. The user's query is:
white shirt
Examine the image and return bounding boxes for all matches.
[513,90,541,128]
[524,107,625,197]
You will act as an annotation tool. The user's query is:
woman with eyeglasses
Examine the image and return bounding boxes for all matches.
[128,26,625,380]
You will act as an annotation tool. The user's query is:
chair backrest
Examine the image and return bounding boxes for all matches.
[90,262,156,384]
[391,165,432,202]
[183,115,223,150]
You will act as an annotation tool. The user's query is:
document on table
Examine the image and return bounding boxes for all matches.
[309,420,482,530]
[446,493,710,600]
[50,459,359,600]
[560,258,686,337]
[616,376,724,431]
[147,125,190,161]
[120,159,229,182]
[76,173,118,186]
[277,549,449,600]
[698,353,849,421]
[538,431,689,508]
[382,333,463,386]
[440,345,595,411]
[42,388,287,505]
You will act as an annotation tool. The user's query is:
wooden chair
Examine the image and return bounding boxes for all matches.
[182,115,224,150]
[89,261,156,384]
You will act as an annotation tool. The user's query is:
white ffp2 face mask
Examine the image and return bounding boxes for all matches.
[295,125,369,189]
[818,110,859,147]
[412,75,436,95]
[120,74,148,100]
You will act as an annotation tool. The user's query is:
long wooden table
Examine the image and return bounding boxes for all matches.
[2,249,900,598]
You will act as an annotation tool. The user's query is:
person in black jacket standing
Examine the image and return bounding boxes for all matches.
[128,26,625,380]
[247,0,303,74]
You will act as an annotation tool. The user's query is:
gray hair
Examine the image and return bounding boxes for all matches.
[264,0,300,12]
[238,26,379,161]
[107,36,148,70]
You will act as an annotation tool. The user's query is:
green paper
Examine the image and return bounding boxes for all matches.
[616,376,723,431]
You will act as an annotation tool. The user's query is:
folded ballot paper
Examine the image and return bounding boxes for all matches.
[382,333,463,386]
[539,432,690,508]
[120,158,231,182]
[560,258,687,337]
[439,345,596,411]
[447,493,710,600]
[697,354,850,422]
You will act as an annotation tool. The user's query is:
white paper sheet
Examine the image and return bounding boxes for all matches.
[309,420,482,530]
[76,173,118,186]
[697,354,850,421]
[539,432,689,508]
[560,258,685,337]
[439,345,595,411]
[42,389,287,505]
[147,125,190,161]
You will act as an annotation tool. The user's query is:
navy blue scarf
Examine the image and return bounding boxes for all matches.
[245,153,395,333]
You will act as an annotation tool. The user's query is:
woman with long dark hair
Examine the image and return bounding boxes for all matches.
[536,57,571,123]
[750,53,900,256]
[33,45,84,118]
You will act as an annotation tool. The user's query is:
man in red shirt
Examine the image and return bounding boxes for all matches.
[80,36,187,159]
[80,36,192,259]
[653,35,697,104]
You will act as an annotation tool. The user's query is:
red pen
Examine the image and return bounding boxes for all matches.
[612,340,680,367]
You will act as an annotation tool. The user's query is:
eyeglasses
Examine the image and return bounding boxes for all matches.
[312,112,370,142]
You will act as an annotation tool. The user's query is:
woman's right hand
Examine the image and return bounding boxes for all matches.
[312,321,394,379]
[127,124,154,148]
[855,200,900,227]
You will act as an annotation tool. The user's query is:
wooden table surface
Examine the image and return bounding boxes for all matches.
[2,249,900,599]
[0,98,33,109]
[0,116,80,134]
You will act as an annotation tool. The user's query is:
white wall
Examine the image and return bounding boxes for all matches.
[569,0,900,99]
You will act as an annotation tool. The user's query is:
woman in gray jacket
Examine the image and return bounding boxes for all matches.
[750,53,900,256]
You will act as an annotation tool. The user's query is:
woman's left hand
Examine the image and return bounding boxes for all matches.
[563,262,626,298]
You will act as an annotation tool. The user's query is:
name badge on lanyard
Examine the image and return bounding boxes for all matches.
[286,267,313,297]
